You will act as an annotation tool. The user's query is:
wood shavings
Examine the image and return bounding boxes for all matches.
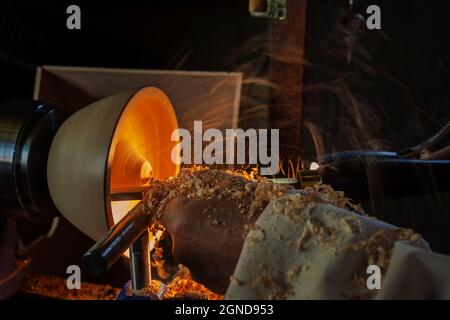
[138,266,223,300]
[287,265,302,282]
[346,228,423,272]
[251,267,295,300]
[269,183,364,226]
[151,243,171,280]
[141,166,291,224]
[303,184,365,215]
[21,274,119,300]
[248,228,266,242]
[163,267,223,300]
[229,275,245,286]
[294,222,313,252]
[339,216,361,234]
[247,178,293,218]
[344,228,424,299]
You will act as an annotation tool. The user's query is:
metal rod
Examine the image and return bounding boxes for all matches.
[82,202,151,278]
[110,186,148,201]
[130,231,151,292]
[110,192,144,201]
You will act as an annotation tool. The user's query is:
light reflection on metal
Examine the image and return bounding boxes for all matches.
[310,162,320,170]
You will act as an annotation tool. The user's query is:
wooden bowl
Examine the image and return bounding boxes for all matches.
[47,87,179,240]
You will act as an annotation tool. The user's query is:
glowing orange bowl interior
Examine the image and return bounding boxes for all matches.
[109,87,180,224]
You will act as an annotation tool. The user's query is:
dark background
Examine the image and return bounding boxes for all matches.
[0,0,266,99]
[1,0,450,156]
[303,0,450,156]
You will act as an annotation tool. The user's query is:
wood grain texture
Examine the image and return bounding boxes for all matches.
[34,66,242,132]
[47,91,133,241]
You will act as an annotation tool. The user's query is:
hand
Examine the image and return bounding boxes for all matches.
[158,171,262,295]
[421,145,450,160]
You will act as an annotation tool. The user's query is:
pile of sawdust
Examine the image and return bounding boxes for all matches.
[21,274,119,300]
[136,267,223,300]
[139,166,293,223]
[346,228,423,272]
